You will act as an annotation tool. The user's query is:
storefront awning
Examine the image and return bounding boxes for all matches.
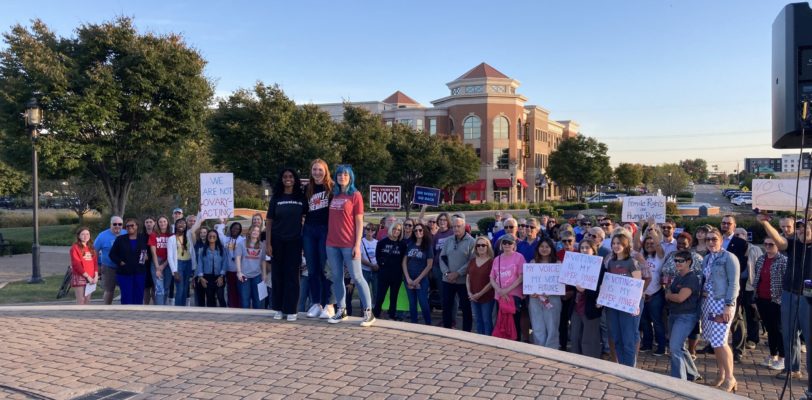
[463,179,486,190]
[517,178,528,188]
[493,179,511,189]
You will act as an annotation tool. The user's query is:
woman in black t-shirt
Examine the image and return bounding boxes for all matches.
[373,222,406,319]
[665,250,702,381]
[301,159,335,319]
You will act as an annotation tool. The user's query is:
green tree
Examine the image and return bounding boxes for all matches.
[439,137,480,204]
[337,105,392,190]
[387,124,445,214]
[641,164,656,188]
[679,158,708,182]
[547,136,611,200]
[614,163,643,191]
[653,164,691,197]
[0,160,27,195]
[0,18,213,216]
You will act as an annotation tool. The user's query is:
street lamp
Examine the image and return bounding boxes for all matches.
[509,160,517,204]
[24,97,43,284]
[667,171,673,199]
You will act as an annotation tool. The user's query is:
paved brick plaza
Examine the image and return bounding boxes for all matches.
[0,306,761,399]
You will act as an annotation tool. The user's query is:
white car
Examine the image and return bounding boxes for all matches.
[731,195,752,206]
[586,194,623,203]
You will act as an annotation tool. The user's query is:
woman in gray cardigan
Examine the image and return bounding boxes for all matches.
[700,227,740,393]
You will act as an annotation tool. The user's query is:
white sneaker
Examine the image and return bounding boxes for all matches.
[803,344,807,354]
[360,308,376,327]
[307,304,322,318]
[761,357,775,367]
[287,314,298,322]
[319,305,335,319]
[272,310,283,320]
[770,359,786,371]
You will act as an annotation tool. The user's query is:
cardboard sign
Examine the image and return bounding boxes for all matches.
[370,185,402,209]
[752,179,809,211]
[412,186,441,206]
[523,263,565,295]
[596,273,644,314]
[558,251,603,291]
[622,196,667,223]
[200,173,234,219]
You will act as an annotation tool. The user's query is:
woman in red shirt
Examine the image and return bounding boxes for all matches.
[70,227,98,304]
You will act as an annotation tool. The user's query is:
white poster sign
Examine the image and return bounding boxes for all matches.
[558,251,603,291]
[522,263,565,296]
[200,173,234,219]
[622,196,667,223]
[752,179,809,211]
[596,273,644,314]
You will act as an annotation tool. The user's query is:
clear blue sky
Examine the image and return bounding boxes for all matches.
[0,0,802,173]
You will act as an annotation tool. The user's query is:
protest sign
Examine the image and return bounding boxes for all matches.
[622,196,666,223]
[200,173,234,219]
[370,185,402,209]
[752,179,809,211]
[412,186,441,207]
[558,251,603,291]
[596,273,644,314]
[523,263,565,295]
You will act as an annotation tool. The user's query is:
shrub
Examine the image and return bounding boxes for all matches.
[235,197,267,210]
[477,217,495,233]
[676,191,694,198]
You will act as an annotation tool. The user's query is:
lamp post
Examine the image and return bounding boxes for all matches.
[667,171,673,200]
[509,160,517,204]
[25,97,43,284]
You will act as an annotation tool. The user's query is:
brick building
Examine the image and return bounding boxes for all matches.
[318,63,581,203]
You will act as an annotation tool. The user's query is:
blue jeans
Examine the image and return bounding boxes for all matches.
[174,259,193,306]
[298,273,311,312]
[640,289,666,352]
[472,300,495,335]
[669,313,700,380]
[363,269,378,307]
[782,291,812,373]
[327,246,371,310]
[303,224,333,306]
[238,274,263,309]
[607,298,644,367]
[117,273,146,305]
[151,259,173,305]
[405,278,431,325]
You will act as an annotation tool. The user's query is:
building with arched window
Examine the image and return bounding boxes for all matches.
[317,63,581,203]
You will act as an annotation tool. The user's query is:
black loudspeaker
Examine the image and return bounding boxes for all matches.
[772,2,812,148]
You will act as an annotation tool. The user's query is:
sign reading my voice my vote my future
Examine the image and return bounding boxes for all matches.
[200,173,234,218]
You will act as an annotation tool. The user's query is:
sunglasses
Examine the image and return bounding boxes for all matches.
[501,241,514,245]
[112,223,123,226]
[428,221,436,224]
[414,229,424,233]
[518,224,527,228]
[562,239,574,243]
[475,244,488,248]
[600,223,611,227]
[674,258,687,263]
[404,224,413,228]
[504,225,516,229]
[582,222,592,226]
[364,227,374,231]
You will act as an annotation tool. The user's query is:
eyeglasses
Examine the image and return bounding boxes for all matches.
[661,226,673,230]
[764,243,776,247]
[582,222,592,226]
[475,244,488,248]
[528,226,537,230]
[504,225,516,229]
[518,224,527,228]
[404,224,413,228]
[414,229,424,233]
[428,221,436,224]
[562,239,574,243]
[364,228,374,231]
[600,223,611,227]
[112,223,123,226]
[501,241,514,245]
[674,258,687,263]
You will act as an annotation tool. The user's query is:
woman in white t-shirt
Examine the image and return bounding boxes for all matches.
[361,222,379,307]
[639,231,666,356]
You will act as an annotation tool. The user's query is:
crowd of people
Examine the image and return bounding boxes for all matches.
[67,162,812,392]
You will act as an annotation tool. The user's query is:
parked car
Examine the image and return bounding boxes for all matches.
[586,194,623,203]
[731,195,752,206]
[0,197,14,209]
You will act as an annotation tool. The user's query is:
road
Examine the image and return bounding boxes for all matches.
[692,184,749,215]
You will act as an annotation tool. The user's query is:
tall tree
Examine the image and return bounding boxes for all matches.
[439,137,480,204]
[679,158,709,182]
[547,136,611,200]
[0,161,26,196]
[337,105,392,191]
[614,163,643,191]
[0,18,213,216]
[653,163,691,197]
[387,124,445,215]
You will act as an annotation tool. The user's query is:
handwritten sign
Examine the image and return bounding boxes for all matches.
[558,251,603,291]
[412,186,441,207]
[622,195,666,223]
[200,173,234,219]
[523,263,565,295]
[370,185,402,209]
[596,273,644,314]
[753,179,809,211]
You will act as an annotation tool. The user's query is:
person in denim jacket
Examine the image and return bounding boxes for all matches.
[196,230,228,307]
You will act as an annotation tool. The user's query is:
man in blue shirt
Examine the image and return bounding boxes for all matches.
[94,216,124,305]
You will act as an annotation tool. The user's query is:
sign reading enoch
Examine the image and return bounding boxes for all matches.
[370,185,402,209]
[412,186,441,207]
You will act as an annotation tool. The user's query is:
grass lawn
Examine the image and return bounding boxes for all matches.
[0,273,115,304]
[0,224,76,246]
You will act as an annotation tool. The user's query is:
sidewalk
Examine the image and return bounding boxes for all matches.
[0,246,70,285]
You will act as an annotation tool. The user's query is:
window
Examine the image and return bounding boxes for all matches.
[493,148,509,169]
[463,116,481,140]
[493,116,509,140]
[429,118,437,135]
[416,118,424,131]
[475,147,482,160]
[398,119,413,127]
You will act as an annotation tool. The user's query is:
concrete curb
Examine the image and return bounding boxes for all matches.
[0,305,746,400]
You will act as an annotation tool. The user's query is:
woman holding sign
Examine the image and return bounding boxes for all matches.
[604,231,645,368]
[700,227,740,392]
[326,165,375,327]
[527,238,561,348]
[570,239,606,359]
[70,227,99,304]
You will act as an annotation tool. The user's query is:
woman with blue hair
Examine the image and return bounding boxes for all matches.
[326,165,375,327]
